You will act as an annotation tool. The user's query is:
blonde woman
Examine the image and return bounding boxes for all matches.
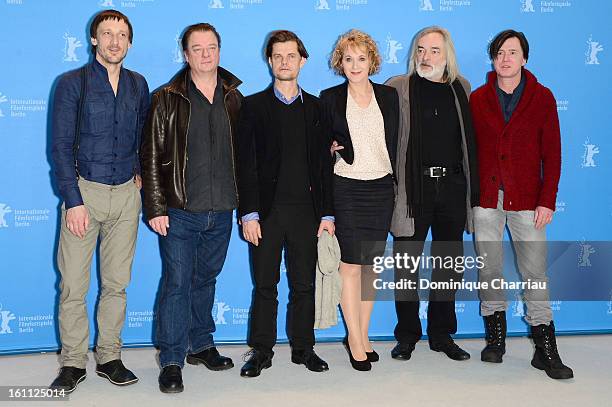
[320,29,398,371]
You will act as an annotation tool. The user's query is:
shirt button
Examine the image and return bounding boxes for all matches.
[112,168,116,172]
[114,120,118,124]
[500,155,505,160]
[114,137,118,140]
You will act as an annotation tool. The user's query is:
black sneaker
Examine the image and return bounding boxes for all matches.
[50,367,87,394]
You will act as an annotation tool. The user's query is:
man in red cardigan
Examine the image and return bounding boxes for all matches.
[470,30,573,380]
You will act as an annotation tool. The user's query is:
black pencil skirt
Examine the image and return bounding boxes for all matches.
[333,174,394,265]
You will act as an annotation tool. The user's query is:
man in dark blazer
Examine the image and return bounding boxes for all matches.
[236,30,334,378]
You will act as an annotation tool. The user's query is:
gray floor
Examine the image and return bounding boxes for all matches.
[1,335,610,407]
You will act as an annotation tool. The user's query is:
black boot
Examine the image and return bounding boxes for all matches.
[530,321,574,379]
[481,311,506,363]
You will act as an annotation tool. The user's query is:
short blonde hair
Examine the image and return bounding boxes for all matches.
[408,26,460,84]
[330,29,382,76]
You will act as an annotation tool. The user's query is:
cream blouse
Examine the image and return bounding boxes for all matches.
[334,91,392,180]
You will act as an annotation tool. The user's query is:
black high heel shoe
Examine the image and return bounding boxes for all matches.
[342,338,371,371]
[366,349,379,362]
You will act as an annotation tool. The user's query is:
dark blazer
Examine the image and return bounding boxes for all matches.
[236,86,334,221]
[319,81,399,175]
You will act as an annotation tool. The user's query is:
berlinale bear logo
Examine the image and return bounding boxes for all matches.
[214,299,231,325]
[315,0,330,10]
[62,33,82,62]
[0,93,7,117]
[0,204,12,228]
[0,304,16,334]
[585,36,604,65]
[209,0,224,8]
[385,35,403,64]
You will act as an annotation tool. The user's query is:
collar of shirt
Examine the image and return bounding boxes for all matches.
[189,73,224,104]
[273,85,303,105]
[91,57,108,76]
[91,57,130,95]
[495,72,526,120]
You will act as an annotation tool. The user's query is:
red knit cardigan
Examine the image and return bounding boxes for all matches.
[469,69,561,211]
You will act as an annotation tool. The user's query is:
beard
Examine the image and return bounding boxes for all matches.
[416,61,446,81]
[97,47,127,65]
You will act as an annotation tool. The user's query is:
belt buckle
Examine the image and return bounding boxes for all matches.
[429,166,446,178]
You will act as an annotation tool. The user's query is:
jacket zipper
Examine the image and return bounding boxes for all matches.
[179,93,191,210]
[224,88,240,206]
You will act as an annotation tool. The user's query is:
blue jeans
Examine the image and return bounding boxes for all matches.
[157,208,233,368]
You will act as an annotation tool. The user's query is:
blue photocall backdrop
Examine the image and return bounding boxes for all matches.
[0,0,611,354]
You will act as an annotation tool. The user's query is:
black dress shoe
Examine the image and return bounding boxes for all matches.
[240,349,272,378]
[159,365,183,393]
[430,340,471,361]
[50,367,86,394]
[186,347,234,371]
[291,349,329,372]
[342,339,371,371]
[95,359,138,386]
[391,342,416,361]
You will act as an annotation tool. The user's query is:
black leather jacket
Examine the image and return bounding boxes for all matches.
[141,66,243,220]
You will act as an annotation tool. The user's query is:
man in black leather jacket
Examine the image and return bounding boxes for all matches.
[140,22,242,394]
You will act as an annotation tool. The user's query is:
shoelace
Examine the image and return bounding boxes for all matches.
[542,334,561,360]
[242,348,256,362]
[486,319,505,346]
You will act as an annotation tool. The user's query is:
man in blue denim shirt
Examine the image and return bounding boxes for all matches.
[50,10,149,394]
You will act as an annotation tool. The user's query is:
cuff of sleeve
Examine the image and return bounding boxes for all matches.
[242,212,260,222]
[63,187,84,210]
[537,194,556,212]
[321,216,335,222]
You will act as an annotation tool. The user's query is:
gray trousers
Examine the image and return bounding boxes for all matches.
[57,178,141,368]
[474,190,552,326]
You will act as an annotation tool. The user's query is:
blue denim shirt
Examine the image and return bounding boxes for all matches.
[242,85,334,223]
[51,58,149,209]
